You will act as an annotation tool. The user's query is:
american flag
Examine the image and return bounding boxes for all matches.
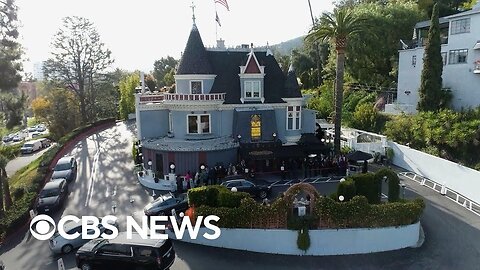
[215,0,229,11]
[215,12,222,27]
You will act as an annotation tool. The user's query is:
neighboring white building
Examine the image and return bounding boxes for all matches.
[386,3,480,114]
[33,61,45,81]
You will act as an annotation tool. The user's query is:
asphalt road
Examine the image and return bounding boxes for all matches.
[6,145,53,177]
[1,122,479,270]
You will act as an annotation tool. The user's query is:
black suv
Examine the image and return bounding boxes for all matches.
[75,232,175,270]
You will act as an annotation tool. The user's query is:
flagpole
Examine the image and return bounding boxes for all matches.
[214,2,218,41]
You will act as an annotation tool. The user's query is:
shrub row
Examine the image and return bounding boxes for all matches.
[315,196,425,229]
[195,197,288,229]
[196,195,425,230]
[187,185,250,208]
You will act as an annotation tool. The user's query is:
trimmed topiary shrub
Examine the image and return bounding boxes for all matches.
[337,179,356,201]
[187,185,250,208]
[350,173,381,204]
[375,168,400,202]
[217,190,250,208]
[297,228,310,252]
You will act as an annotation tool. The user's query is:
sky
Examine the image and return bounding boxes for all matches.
[16,0,334,74]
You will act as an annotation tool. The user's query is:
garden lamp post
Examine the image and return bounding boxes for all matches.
[170,163,176,174]
[401,183,406,199]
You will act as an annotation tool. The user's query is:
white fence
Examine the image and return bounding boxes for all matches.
[389,142,480,209]
[168,223,420,256]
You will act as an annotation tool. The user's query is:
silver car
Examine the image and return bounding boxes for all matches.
[49,219,117,254]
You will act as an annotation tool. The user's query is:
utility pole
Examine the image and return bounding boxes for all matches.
[307,0,322,87]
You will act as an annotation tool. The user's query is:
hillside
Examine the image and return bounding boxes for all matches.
[271,36,304,56]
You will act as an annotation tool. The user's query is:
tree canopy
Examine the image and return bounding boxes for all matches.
[0,0,22,91]
[417,3,448,111]
[44,16,114,124]
[152,56,178,88]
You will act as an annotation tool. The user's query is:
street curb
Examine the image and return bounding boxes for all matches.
[0,120,116,247]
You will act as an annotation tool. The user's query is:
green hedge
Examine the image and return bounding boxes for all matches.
[349,173,381,204]
[187,185,250,208]
[0,192,37,239]
[196,194,425,230]
[337,179,356,202]
[196,197,288,229]
[315,196,425,228]
[375,168,400,202]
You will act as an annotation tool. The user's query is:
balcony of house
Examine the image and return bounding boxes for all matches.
[138,92,226,105]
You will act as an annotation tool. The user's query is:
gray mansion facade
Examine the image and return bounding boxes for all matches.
[135,24,321,177]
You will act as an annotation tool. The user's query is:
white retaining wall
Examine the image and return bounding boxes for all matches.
[168,222,420,256]
[389,142,480,204]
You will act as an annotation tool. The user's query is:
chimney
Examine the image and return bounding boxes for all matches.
[140,72,145,94]
[216,39,225,49]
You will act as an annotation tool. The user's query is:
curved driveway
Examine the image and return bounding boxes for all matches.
[1,122,479,269]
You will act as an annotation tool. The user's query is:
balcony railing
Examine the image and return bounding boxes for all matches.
[138,93,226,104]
[400,36,448,50]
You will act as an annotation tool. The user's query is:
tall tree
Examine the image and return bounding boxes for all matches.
[118,73,139,120]
[31,88,80,139]
[0,154,12,211]
[307,8,369,154]
[417,3,444,112]
[44,16,114,124]
[152,56,177,88]
[0,0,22,91]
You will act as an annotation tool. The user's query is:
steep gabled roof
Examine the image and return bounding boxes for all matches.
[208,51,293,104]
[177,26,214,75]
[243,51,262,74]
[284,64,302,98]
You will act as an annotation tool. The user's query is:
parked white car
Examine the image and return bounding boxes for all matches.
[49,218,117,254]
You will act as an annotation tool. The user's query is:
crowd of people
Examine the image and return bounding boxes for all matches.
[175,154,354,193]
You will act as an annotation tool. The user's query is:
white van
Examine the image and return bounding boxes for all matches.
[21,139,43,154]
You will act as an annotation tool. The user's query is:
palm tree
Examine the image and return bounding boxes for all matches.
[0,154,12,211]
[306,8,369,154]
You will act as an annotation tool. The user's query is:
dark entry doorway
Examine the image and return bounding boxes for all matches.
[156,153,164,178]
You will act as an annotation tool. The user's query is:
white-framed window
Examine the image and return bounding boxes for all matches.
[244,81,261,99]
[168,112,173,133]
[411,55,417,66]
[187,114,210,134]
[190,80,203,94]
[448,49,468,64]
[286,106,301,130]
[450,18,470,35]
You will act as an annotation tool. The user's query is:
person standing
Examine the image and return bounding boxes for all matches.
[185,171,192,190]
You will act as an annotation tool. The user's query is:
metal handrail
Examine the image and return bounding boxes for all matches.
[398,171,480,216]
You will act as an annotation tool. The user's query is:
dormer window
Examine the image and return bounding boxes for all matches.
[244,81,261,99]
[190,80,203,94]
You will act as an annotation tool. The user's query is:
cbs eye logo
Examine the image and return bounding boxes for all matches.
[30,215,56,240]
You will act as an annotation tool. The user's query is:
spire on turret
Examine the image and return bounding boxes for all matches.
[190,1,197,26]
[284,55,302,98]
[177,25,213,75]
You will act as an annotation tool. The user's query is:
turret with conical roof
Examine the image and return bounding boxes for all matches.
[177,25,213,75]
[284,61,302,98]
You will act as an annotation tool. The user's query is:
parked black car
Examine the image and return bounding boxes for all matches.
[221,179,271,199]
[36,179,68,214]
[52,156,77,182]
[75,232,175,270]
[144,193,188,216]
